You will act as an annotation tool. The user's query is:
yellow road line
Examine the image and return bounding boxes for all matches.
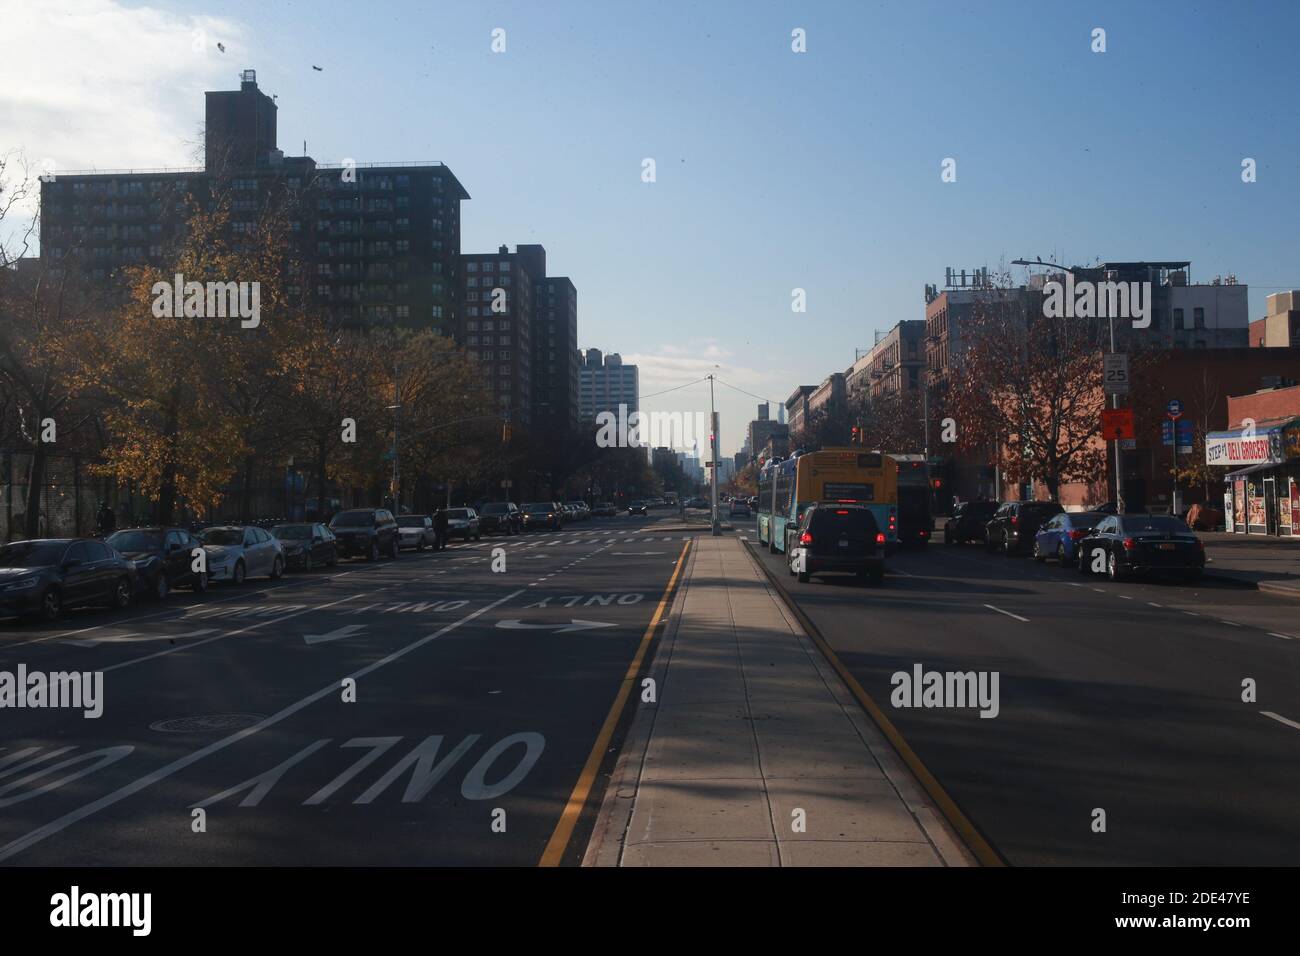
[538,539,692,866]
[741,541,1005,867]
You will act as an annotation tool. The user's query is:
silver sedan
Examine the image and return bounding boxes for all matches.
[198,526,285,585]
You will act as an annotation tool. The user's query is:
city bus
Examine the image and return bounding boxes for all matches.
[891,453,933,547]
[756,448,899,554]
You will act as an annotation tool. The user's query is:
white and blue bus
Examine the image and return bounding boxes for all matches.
[756,448,900,553]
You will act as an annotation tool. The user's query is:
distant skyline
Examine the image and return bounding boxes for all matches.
[4,0,1299,456]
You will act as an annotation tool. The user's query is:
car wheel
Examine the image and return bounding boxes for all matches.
[303,552,312,572]
[474,533,481,541]
[270,556,284,580]
[1001,533,1012,555]
[154,572,170,601]
[232,560,246,585]
[112,577,133,610]
[1077,548,1092,574]
[944,528,954,545]
[1032,540,1045,562]
[38,586,61,622]
[192,570,209,593]
[368,541,379,562]
[1107,551,1124,581]
[1056,543,1066,565]
[416,539,425,552]
[389,539,399,559]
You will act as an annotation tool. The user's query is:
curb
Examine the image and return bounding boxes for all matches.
[581,542,696,866]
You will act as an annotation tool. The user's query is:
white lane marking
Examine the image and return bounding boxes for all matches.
[1117,595,1132,600]
[1268,632,1295,641]
[1067,583,1083,588]
[1261,711,1300,731]
[984,604,1029,623]
[1183,611,1200,617]
[1219,620,1241,627]
[1148,602,1163,608]
[99,593,370,673]
[1091,588,1105,594]
[0,587,527,863]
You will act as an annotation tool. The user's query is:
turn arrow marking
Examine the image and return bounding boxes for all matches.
[303,624,366,645]
[495,619,617,633]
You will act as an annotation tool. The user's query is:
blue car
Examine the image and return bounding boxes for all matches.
[1032,511,1108,564]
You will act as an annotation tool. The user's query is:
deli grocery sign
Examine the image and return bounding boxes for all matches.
[1206,433,1280,466]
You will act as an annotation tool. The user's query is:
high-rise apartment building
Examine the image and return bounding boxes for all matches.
[579,349,639,421]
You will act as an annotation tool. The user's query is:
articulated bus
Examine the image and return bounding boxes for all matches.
[756,448,899,553]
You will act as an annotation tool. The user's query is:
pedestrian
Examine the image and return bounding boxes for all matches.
[95,501,116,537]
[434,507,449,550]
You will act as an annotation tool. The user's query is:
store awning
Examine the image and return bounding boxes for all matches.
[1224,461,1283,480]
[1207,417,1300,467]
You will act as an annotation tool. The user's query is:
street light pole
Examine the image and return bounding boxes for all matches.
[709,374,720,536]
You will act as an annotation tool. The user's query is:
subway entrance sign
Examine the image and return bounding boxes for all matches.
[1101,408,1135,441]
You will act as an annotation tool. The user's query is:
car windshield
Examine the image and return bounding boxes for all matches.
[810,509,879,535]
[273,525,312,540]
[481,503,508,514]
[106,530,163,551]
[523,503,552,512]
[202,529,245,546]
[0,541,67,567]
[332,512,374,527]
[446,509,471,520]
[1121,516,1191,534]
[397,517,428,527]
[1022,503,1063,518]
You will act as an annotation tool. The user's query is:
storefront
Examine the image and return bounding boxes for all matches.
[1211,417,1300,536]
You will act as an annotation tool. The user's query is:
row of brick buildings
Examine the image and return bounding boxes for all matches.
[36,69,581,433]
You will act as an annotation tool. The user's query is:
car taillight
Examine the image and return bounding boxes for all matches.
[1068,529,1087,540]
[919,529,928,537]
[799,531,813,545]
[875,532,886,544]
[1123,537,1135,550]
[1196,539,1204,551]
[835,510,849,515]
[1010,516,1018,526]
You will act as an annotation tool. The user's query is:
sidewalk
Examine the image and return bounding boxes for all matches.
[584,535,977,867]
[1201,531,1300,596]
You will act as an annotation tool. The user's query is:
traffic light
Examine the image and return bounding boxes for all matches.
[851,425,860,444]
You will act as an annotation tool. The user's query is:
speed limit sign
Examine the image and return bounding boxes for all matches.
[1103,353,1129,395]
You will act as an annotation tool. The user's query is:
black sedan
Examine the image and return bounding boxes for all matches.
[520,502,563,531]
[942,500,999,544]
[0,538,136,621]
[106,527,210,599]
[271,523,338,570]
[1076,513,1205,582]
[478,502,522,535]
[628,500,648,516]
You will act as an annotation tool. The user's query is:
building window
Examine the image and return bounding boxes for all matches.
[466,261,478,272]
[1194,307,1205,329]
[1173,307,1185,330]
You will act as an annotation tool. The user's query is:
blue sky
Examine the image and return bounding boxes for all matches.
[5,0,1300,455]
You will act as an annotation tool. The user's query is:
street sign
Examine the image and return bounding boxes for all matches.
[1166,399,1183,419]
[1161,420,1175,446]
[1176,419,1194,452]
[1120,438,1136,450]
[500,479,513,488]
[1103,353,1130,395]
[1101,408,1135,440]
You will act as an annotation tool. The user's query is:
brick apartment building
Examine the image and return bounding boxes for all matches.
[39,70,468,337]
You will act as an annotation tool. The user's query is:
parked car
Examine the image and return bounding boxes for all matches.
[985,501,1065,555]
[729,499,750,518]
[396,515,437,551]
[593,501,617,517]
[198,525,286,582]
[1076,513,1205,582]
[271,523,338,570]
[106,526,210,599]
[628,500,648,516]
[478,502,523,536]
[328,508,400,561]
[567,500,591,522]
[786,503,886,585]
[0,538,136,621]
[942,500,999,545]
[521,502,563,531]
[1032,511,1108,565]
[897,485,932,548]
[444,508,481,541]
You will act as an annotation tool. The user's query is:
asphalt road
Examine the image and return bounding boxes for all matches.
[740,514,1300,866]
[0,515,693,866]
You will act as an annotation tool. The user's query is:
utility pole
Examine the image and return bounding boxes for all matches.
[709,374,720,536]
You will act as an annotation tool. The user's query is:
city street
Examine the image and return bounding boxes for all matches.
[0,516,694,866]
[741,514,1300,866]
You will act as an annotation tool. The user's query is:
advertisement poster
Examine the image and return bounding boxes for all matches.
[1248,484,1266,530]
[1234,480,1246,531]
[1281,492,1292,534]
[1293,480,1300,537]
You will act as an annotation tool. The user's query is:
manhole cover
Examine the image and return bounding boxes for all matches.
[149,714,265,734]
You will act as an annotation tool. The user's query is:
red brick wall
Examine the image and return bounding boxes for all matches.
[1228,384,1300,427]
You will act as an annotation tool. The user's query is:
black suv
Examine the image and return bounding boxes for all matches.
[329,509,400,560]
[785,503,886,585]
[942,500,999,545]
[985,501,1064,555]
[107,526,210,599]
[478,502,522,535]
[0,538,137,621]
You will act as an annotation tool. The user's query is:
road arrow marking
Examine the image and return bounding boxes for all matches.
[304,624,366,645]
[495,619,617,633]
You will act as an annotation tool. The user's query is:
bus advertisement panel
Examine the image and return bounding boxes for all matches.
[757,448,899,554]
